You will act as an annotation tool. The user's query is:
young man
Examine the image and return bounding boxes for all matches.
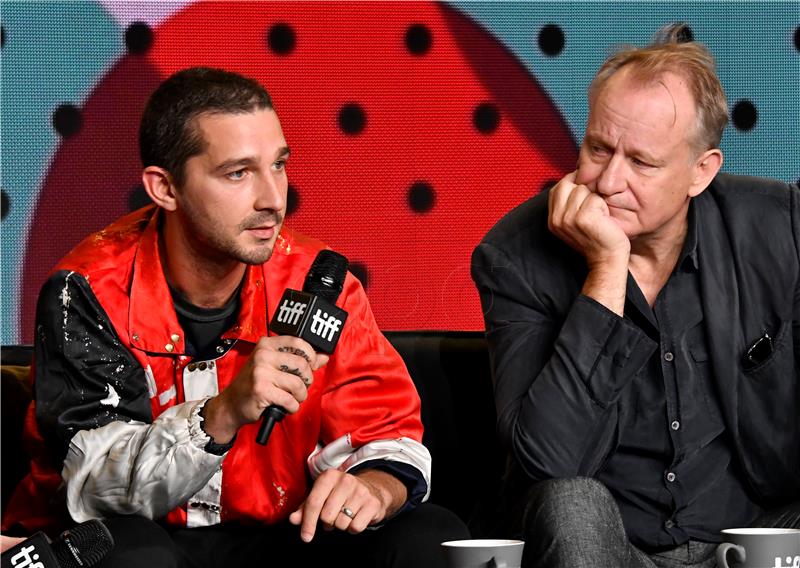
[472,25,799,568]
[6,67,467,567]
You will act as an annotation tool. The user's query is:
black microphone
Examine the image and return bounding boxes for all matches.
[1,520,114,568]
[256,250,349,445]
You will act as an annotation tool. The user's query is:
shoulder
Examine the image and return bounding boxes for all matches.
[703,172,798,213]
[269,226,331,284]
[272,225,328,268]
[53,206,155,279]
[268,226,365,301]
[480,191,551,250]
[696,173,800,280]
[473,190,578,275]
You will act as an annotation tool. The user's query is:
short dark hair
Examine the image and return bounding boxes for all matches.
[139,67,274,187]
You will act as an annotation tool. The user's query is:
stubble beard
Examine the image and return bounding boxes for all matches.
[180,202,284,267]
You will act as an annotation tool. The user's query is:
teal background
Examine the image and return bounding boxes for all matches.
[2,1,798,343]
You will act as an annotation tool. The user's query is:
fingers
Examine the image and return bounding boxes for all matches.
[250,364,306,413]
[255,336,320,387]
[289,471,384,542]
[312,353,330,371]
[547,169,630,264]
[548,172,592,247]
[318,475,379,535]
[272,336,329,372]
[208,336,331,435]
[548,171,586,232]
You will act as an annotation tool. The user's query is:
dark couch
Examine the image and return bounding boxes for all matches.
[1,332,504,532]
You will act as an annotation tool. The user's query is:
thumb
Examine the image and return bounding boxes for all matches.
[289,508,303,525]
[312,353,330,371]
[580,191,611,215]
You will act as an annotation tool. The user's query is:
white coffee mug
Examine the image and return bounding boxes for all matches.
[441,539,525,568]
[716,528,800,568]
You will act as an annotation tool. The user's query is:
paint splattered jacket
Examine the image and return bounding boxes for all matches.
[5,205,430,532]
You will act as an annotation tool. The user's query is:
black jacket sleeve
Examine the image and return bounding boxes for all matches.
[34,270,153,463]
[471,221,657,482]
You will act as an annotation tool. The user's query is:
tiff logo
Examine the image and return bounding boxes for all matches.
[7,544,44,568]
[310,309,343,342]
[276,299,307,327]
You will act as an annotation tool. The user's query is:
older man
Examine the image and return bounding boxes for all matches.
[472,24,799,568]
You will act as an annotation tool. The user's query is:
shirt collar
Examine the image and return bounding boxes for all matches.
[128,209,268,354]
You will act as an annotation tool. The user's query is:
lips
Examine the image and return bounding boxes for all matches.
[605,201,632,212]
[246,226,275,240]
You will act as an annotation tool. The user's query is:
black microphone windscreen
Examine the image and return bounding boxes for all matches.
[52,520,114,568]
[303,250,349,303]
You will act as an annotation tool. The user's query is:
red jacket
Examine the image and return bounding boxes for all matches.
[4,206,429,534]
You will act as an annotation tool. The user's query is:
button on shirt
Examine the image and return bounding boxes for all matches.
[595,208,762,551]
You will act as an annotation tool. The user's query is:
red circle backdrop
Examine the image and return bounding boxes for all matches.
[22,2,577,340]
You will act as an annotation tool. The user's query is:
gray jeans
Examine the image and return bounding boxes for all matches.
[519,477,800,568]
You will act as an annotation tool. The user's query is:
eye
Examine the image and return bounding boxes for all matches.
[273,159,287,172]
[226,169,247,180]
[632,157,653,168]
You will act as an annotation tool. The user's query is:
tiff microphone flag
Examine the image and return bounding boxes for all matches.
[1,520,114,568]
[256,249,349,445]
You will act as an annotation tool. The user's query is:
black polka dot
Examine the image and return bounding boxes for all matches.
[1,190,9,221]
[52,104,83,138]
[540,179,558,193]
[407,181,436,213]
[125,22,153,55]
[538,24,565,57]
[350,262,369,290]
[268,23,296,55]
[675,25,694,43]
[473,102,500,135]
[731,100,758,131]
[405,23,432,55]
[795,26,800,51]
[128,183,151,211]
[338,103,366,136]
[286,184,300,216]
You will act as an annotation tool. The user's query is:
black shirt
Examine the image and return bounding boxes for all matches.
[595,207,761,551]
[473,175,800,552]
[169,285,240,360]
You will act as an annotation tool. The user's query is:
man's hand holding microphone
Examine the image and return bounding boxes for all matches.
[191,250,407,542]
[201,336,328,445]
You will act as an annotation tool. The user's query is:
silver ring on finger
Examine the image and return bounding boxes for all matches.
[340,506,355,519]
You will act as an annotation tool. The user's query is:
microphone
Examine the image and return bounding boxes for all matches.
[256,250,349,445]
[1,520,114,568]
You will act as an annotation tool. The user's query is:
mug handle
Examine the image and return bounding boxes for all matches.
[716,543,746,568]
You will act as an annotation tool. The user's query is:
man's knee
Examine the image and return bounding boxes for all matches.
[523,477,620,537]
[370,503,470,567]
[383,503,469,543]
[98,516,179,568]
[519,478,636,567]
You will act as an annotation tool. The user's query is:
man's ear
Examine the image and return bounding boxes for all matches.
[142,166,178,211]
[688,149,723,198]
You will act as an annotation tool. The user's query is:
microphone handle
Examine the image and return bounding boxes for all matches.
[255,404,288,445]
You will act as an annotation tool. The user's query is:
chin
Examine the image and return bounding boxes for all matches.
[243,249,274,265]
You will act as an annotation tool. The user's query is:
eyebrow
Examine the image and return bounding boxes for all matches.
[584,134,663,165]
[213,146,291,173]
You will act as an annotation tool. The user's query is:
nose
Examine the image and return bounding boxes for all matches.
[254,172,286,212]
[594,153,627,197]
